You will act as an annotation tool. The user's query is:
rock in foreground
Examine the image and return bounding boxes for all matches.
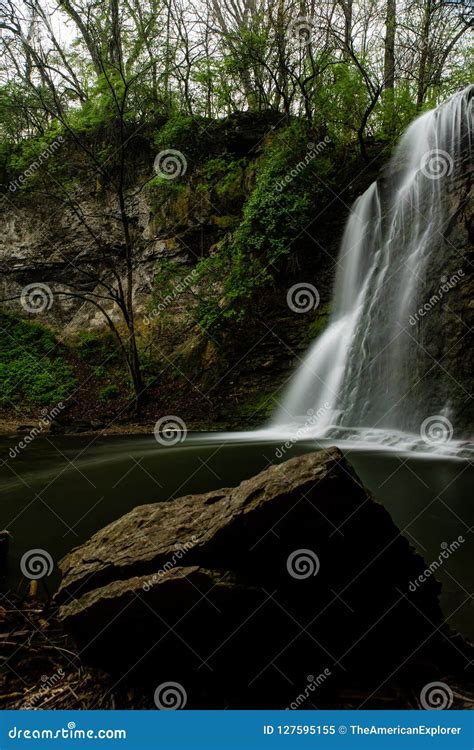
[56,448,469,708]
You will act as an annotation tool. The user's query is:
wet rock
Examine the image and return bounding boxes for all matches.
[56,447,470,707]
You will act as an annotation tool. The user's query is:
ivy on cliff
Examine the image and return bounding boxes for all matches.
[192,122,331,335]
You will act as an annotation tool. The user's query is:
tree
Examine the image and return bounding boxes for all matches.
[383,0,396,133]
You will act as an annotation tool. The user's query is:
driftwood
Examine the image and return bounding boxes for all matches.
[0,595,119,710]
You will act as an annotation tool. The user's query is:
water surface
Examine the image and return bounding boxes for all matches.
[0,434,472,639]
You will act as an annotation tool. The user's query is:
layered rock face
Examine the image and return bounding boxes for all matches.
[56,448,467,708]
[0,115,287,334]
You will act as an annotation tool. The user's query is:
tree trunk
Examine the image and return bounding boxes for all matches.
[383,0,396,134]
[417,0,432,109]
[343,0,353,54]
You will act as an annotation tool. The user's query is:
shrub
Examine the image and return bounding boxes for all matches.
[0,311,76,406]
[98,384,121,404]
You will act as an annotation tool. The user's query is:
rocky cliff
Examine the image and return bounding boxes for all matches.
[0,116,360,427]
[0,113,471,430]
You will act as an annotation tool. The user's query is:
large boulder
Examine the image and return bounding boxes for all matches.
[56,448,468,707]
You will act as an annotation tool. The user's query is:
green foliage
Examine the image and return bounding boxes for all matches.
[98,384,121,404]
[68,74,126,135]
[154,116,213,161]
[215,161,244,203]
[193,122,325,333]
[75,330,120,364]
[202,157,231,182]
[0,311,76,406]
[312,63,371,144]
[4,122,66,192]
[146,177,186,215]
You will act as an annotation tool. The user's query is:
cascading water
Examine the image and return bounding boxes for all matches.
[271,85,473,451]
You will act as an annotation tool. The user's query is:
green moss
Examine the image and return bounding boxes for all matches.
[215,164,244,203]
[302,303,331,346]
[199,156,245,196]
[146,178,186,216]
[74,330,120,363]
[234,390,277,419]
[210,215,239,229]
[154,116,214,161]
[172,335,222,388]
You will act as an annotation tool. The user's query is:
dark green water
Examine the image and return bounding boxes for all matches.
[0,434,472,638]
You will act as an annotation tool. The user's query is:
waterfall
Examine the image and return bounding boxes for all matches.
[272,85,473,449]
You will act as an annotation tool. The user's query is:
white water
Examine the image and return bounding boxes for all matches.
[269,85,473,454]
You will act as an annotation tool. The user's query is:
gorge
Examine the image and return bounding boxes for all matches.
[1,85,473,711]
